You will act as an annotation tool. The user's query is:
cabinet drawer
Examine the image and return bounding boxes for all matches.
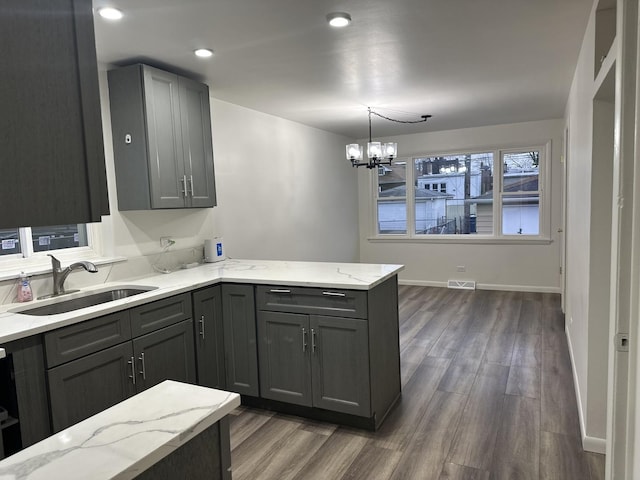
[130,293,192,337]
[44,311,132,368]
[256,286,367,319]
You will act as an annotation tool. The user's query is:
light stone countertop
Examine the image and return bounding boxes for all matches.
[0,259,403,345]
[0,380,240,480]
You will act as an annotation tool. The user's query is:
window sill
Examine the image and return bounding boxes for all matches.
[367,235,553,245]
[0,251,127,282]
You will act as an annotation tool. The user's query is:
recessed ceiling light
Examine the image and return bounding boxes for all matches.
[326,12,352,28]
[97,7,123,21]
[194,48,214,58]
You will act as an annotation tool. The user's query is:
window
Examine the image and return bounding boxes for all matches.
[373,144,548,239]
[0,224,89,258]
[376,162,407,234]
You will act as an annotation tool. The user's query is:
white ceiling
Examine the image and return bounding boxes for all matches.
[93,0,593,139]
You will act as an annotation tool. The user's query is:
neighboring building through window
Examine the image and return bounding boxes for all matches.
[374,145,546,238]
[0,224,89,258]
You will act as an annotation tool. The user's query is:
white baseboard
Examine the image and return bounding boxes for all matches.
[398,279,560,293]
[565,326,607,454]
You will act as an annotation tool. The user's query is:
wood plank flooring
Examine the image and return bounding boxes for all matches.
[228,286,605,480]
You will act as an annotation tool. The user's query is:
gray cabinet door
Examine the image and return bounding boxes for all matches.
[179,77,216,208]
[142,66,186,209]
[257,311,312,406]
[310,315,371,416]
[47,342,136,432]
[0,0,109,228]
[222,285,259,396]
[193,286,226,388]
[132,319,196,392]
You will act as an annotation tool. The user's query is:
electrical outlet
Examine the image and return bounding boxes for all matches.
[456,265,466,272]
[160,237,175,248]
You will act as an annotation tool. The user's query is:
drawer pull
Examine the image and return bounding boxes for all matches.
[322,291,346,297]
[128,356,136,385]
[302,328,307,352]
[269,289,291,294]
[138,352,147,380]
[199,315,206,339]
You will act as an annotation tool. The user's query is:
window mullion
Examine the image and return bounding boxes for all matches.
[407,159,416,237]
[19,227,34,258]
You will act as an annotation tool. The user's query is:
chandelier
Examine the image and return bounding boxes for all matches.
[346,107,431,168]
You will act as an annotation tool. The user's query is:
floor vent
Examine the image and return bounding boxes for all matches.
[447,280,476,290]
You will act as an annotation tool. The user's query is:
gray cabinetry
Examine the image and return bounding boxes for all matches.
[221,284,258,396]
[193,286,226,389]
[107,63,216,211]
[45,293,196,431]
[132,320,196,392]
[257,302,370,416]
[310,315,370,416]
[256,277,401,428]
[257,311,311,406]
[0,0,109,229]
[47,342,136,432]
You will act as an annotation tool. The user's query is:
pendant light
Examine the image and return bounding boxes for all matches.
[346,108,431,169]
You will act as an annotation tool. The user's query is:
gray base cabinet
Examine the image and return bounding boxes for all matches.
[108,63,216,211]
[47,342,136,431]
[257,312,370,417]
[310,315,370,416]
[45,294,196,432]
[221,285,259,396]
[193,286,226,389]
[256,276,401,427]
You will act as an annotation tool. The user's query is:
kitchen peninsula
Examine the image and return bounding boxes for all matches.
[0,380,240,479]
[0,259,403,458]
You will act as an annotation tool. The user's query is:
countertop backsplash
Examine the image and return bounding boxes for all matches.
[0,246,204,306]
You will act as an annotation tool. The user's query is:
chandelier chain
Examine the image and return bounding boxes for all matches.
[368,108,431,124]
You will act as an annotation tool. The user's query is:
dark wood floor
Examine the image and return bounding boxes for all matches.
[228,286,605,480]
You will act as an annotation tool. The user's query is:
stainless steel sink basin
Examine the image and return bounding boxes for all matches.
[12,287,157,316]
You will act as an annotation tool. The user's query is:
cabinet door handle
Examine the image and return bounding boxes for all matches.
[138,352,146,380]
[199,315,206,339]
[302,327,307,352]
[128,356,136,385]
[269,289,291,294]
[181,175,188,198]
[322,291,346,297]
[311,328,317,353]
[188,175,194,197]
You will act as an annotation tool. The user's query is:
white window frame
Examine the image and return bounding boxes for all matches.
[370,141,552,244]
[0,223,105,279]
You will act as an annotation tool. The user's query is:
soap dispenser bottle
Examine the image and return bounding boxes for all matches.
[17,272,33,302]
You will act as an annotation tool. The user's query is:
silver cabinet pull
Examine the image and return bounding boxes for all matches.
[138,352,146,380]
[311,328,317,353]
[322,291,346,297]
[302,327,307,352]
[188,175,194,197]
[199,315,206,339]
[128,356,136,385]
[269,289,291,294]
[181,175,188,198]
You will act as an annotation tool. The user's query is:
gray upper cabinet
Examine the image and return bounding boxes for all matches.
[0,0,109,229]
[107,64,216,211]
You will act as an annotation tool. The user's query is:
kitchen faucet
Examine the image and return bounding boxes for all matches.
[46,254,98,297]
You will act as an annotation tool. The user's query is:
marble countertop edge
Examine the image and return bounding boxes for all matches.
[0,259,404,345]
[0,381,241,480]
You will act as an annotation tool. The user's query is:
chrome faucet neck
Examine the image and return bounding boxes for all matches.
[47,254,98,297]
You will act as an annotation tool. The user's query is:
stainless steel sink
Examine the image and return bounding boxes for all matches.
[12,287,157,316]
